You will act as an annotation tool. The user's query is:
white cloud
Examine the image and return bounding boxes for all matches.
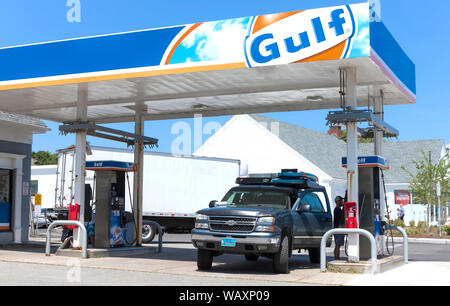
[181,18,250,62]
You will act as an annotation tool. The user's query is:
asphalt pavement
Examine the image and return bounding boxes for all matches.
[153,233,450,262]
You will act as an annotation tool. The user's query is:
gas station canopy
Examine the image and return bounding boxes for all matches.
[0,2,415,123]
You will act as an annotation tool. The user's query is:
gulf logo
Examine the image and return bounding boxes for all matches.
[244,5,356,67]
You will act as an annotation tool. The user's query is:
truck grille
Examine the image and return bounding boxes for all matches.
[209,216,257,233]
[210,224,254,232]
[209,216,256,223]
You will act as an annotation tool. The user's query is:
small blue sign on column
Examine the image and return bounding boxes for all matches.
[86,160,135,172]
[342,156,389,170]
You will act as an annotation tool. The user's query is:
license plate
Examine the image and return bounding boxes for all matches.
[221,238,236,247]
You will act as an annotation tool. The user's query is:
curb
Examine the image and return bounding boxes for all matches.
[392,237,450,245]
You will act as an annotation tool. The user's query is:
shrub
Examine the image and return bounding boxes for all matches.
[417,221,427,230]
[409,221,416,228]
[445,226,450,236]
[406,229,419,236]
[392,219,405,228]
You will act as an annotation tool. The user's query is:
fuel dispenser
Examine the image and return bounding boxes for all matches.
[342,156,390,259]
[86,161,136,248]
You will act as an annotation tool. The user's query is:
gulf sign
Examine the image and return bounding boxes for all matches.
[162,3,368,68]
[244,5,356,67]
[85,161,136,172]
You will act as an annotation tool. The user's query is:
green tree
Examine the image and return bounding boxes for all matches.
[401,151,450,225]
[340,129,375,143]
[32,151,58,165]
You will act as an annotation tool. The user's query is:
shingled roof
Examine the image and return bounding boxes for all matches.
[250,114,445,184]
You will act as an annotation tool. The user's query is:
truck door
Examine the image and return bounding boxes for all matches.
[292,190,332,247]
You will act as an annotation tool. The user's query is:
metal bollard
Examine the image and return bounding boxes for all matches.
[46,220,87,258]
[320,228,377,274]
[385,225,408,263]
[143,221,163,253]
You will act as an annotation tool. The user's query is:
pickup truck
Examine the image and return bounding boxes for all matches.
[191,170,333,274]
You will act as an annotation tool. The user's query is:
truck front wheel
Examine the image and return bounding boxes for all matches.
[273,235,289,274]
[197,249,213,270]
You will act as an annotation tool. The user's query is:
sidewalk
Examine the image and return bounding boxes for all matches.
[345,261,450,286]
[393,236,450,245]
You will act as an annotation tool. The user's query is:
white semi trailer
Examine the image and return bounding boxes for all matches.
[31,146,241,242]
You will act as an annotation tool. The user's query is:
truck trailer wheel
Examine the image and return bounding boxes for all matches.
[308,247,320,264]
[197,249,213,270]
[273,235,289,274]
[141,223,156,243]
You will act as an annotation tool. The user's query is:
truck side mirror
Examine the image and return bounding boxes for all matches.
[209,200,218,208]
[297,204,312,214]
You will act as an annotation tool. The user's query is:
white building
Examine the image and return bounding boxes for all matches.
[0,112,48,244]
[194,114,446,225]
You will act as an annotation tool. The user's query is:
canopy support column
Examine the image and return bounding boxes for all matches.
[133,113,144,246]
[344,67,360,263]
[374,88,385,256]
[374,89,384,156]
[73,84,88,248]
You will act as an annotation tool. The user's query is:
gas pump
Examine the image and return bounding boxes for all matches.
[86,161,136,248]
[343,156,389,259]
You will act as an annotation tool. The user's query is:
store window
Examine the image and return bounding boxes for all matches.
[30,180,38,196]
[0,169,12,231]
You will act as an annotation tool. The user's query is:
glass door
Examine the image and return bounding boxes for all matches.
[0,169,12,231]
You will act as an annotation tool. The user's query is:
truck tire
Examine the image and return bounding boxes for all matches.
[244,254,259,261]
[197,249,213,270]
[273,235,289,274]
[308,247,320,264]
[141,223,156,243]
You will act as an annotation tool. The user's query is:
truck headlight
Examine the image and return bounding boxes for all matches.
[257,217,275,224]
[196,214,209,221]
[255,225,274,232]
[195,223,209,229]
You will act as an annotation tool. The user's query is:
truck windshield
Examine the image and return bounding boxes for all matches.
[221,188,290,209]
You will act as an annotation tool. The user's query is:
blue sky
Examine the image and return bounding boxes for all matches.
[0,0,448,153]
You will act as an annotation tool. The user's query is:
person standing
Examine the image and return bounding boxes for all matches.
[398,205,405,222]
[333,196,346,260]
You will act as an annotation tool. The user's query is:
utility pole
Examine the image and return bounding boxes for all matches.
[429,151,433,227]
[437,181,441,237]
